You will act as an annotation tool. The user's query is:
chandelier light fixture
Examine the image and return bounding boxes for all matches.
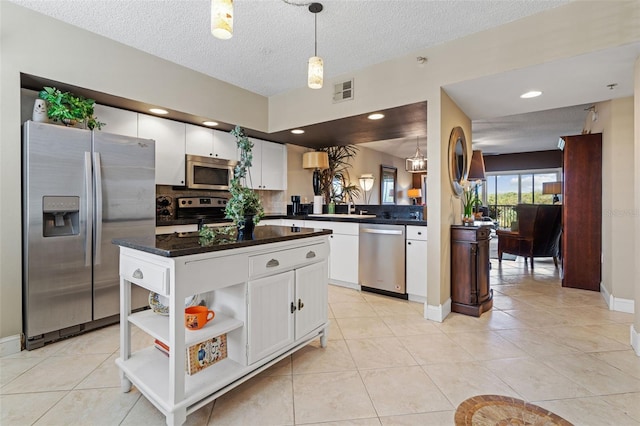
[211,0,233,40]
[308,3,324,89]
[405,137,427,173]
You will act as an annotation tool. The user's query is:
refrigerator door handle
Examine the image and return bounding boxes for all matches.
[84,152,93,267]
[93,152,103,265]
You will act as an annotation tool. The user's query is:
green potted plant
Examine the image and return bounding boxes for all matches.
[38,86,105,130]
[224,126,264,239]
[318,145,361,205]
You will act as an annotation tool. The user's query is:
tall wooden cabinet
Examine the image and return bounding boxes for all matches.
[450,226,492,317]
[560,133,602,291]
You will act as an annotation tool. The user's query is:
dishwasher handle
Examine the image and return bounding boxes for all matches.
[360,228,403,235]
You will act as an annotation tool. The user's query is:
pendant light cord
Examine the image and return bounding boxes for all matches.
[314,12,317,56]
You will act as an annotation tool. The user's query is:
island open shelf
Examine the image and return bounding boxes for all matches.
[128,309,244,347]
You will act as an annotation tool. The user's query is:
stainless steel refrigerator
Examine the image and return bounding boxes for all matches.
[23,120,155,350]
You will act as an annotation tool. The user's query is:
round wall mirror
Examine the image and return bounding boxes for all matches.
[448,126,469,196]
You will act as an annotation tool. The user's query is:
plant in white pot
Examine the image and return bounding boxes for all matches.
[38,86,105,130]
[224,126,264,239]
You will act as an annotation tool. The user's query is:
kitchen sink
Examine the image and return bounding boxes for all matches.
[308,214,377,218]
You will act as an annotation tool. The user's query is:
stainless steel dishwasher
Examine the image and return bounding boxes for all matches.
[359,223,407,298]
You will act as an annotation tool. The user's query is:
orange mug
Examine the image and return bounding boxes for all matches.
[185,306,215,330]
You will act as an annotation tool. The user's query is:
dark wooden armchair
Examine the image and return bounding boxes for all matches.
[496,204,562,268]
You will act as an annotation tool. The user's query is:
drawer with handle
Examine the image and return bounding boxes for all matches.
[248,242,328,278]
[120,254,170,295]
[406,225,427,241]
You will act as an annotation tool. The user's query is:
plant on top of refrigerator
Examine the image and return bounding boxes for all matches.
[38,86,105,130]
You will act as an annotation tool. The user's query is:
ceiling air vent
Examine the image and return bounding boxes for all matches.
[333,79,354,103]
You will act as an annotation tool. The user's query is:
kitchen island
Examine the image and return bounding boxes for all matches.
[113,225,331,426]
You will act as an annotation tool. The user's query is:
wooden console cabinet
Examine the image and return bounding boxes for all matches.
[450,226,492,317]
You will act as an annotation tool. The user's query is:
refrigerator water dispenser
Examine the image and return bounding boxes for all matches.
[42,196,80,237]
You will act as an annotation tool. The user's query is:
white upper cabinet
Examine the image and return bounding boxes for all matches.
[93,105,138,138]
[248,138,287,191]
[213,129,240,161]
[185,124,214,157]
[138,114,186,186]
[185,125,239,161]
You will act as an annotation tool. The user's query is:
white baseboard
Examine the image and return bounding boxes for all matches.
[426,298,451,323]
[0,334,22,356]
[328,281,360,291]
[613,298,635,314]
[407,294,426,304]
[631,325,640,356]
[600,283,635,314]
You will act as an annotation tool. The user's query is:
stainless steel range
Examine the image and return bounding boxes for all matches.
[176,196,229,221]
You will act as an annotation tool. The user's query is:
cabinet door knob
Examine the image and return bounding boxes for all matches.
[132,268,143,279]
[408,241,412,245]
[298,298,304,310]
[418,231,422,235]
[306,251,316,259]
[266,259,280,268]
[290,302,297,314]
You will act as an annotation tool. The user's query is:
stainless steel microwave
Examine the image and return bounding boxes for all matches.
[185,155,236,191]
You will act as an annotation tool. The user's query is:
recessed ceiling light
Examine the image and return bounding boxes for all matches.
[520,90,542,99]
[368,113,385,120]
[149,108,168,115]
[291,129,305,134]
[203,121,219,127]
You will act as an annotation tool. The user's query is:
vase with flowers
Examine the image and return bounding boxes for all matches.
[460,179,481,226]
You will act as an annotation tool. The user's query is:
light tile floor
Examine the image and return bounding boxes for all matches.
[2,257,639,425]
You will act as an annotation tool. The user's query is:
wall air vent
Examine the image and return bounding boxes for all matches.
[333,79,354,103]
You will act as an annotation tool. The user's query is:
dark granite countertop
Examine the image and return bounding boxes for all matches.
[157,214,426,227]
[302,215,427,226]
[114,225,332,257]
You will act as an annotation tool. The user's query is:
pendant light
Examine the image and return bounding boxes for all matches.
[211,0,233,40]
[308,3,324,89]
[405,137,427,173]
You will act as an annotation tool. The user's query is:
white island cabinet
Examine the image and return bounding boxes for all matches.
[115,226,330,426]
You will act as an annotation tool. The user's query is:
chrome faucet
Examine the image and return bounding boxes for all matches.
[347,197,357,214]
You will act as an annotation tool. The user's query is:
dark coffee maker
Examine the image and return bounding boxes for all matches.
[291,195,301,215]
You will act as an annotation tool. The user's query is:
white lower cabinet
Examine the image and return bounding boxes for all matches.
[294,261,329,339]
[308,221,358,286]
[406,225,427,300]
[247,271,295,364]
[247,260,329,364]
[328,233,358,284]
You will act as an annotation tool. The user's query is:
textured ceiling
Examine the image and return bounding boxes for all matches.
[10,0,569,97]
[10,0,639,157]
